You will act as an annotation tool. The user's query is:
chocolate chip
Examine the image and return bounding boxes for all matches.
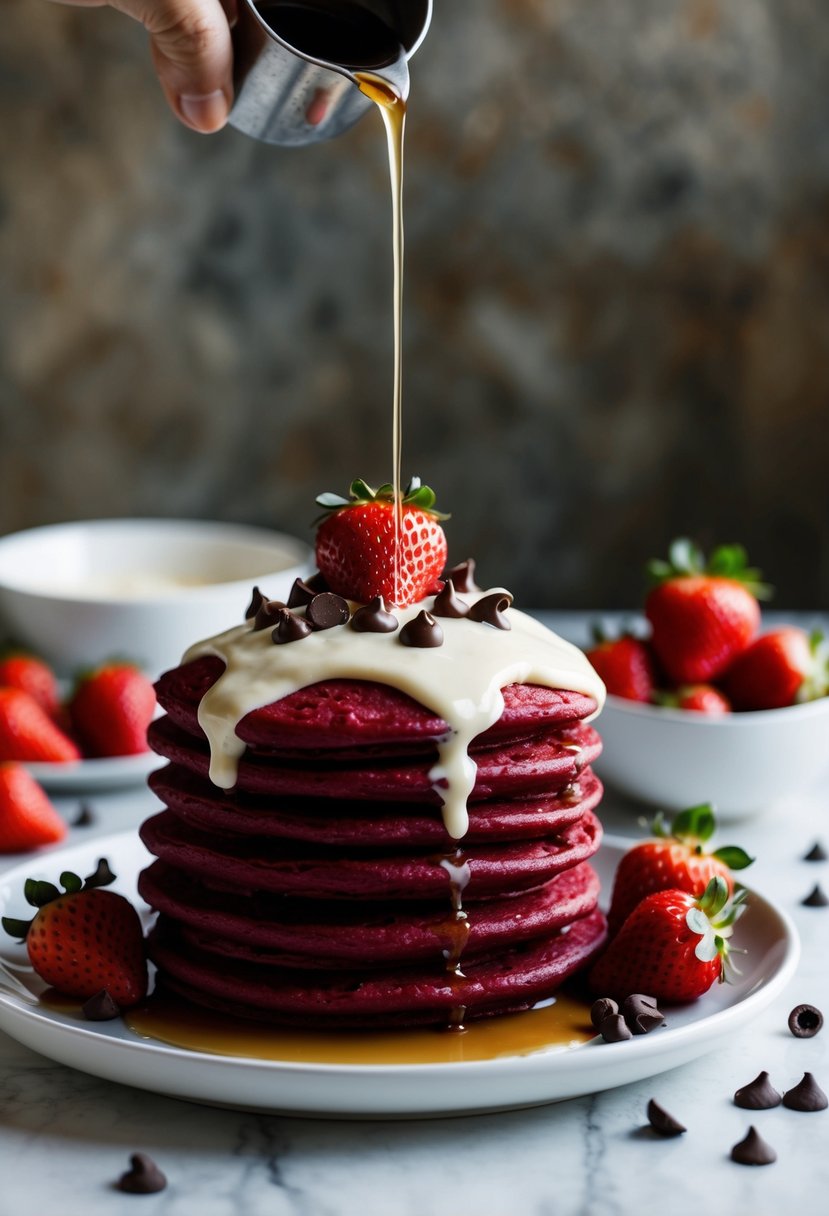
[801,884,829,907]
[466,591,513,630]
[306,591,350,630]
[646,1099,686,1136]
[590,996,618,1030]
[733,1071,782,1110]
[71,803,95,828]
[621,993,664,1034]
[350,596,399,634]
[788,1004,823,1038]
[803,840,827,862]
[442,559,478,593]
[253,598,287,631]
[82,989,121,1022]
[271,608,314,645]
[115,1153,167,1194]
[599,1013,632,1042]
[431,580,470,619]
[783,1072,828,1112]
[245,585,266,620]
[304,571,330,593]
[399,610,444,648]
[286,578,318,609]
[730,1126,777,1166]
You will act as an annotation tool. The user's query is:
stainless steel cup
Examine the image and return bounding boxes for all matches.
[229,0,432,146]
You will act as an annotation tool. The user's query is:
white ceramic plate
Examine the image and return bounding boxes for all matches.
[24,751,163,793]
[0,832,799,1119]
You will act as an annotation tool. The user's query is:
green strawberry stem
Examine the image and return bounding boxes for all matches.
[1,860,117,942]
[687,877,748,981]
[314,477,450,521]
[650,803,754,870]
[646,538,772,600]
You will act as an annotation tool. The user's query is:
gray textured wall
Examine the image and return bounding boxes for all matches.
[2,0,829,608]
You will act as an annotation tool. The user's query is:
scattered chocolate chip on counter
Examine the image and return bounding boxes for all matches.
[788,1003,824,1038]
[803,840,828,862]
[730,1126,777,1166]
[801,884,829,907]
[733,1071,782,1110]
[115,1153,167,1194]
[646,1099,686,1137]
[782,1072,828,1112]
[71,803,95,828]
[82,989,121,1022]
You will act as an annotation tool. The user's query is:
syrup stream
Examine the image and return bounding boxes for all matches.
[356,72,406,606]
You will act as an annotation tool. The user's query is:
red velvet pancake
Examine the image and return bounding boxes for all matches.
[156,656,599,754]
[138,859,600,968]
[148,715,601,804]
[146,906,607,1029]
[139,807,602,901]
[147,764,603,847]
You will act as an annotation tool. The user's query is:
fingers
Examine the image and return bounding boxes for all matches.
[52,0,238,133]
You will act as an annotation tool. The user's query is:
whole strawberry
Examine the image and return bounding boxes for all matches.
[0,653,60,718]
[315,477,448,608]
[657,684,732,715]
[68,664,155,757]
[585,632,657,702]
[645,539,768,684]
[723,627,829,711]
[0,687,81,763]
[0,763,67,853]
[2,861,147,1005]
[590,876,745,1002]
[607,803,752,934]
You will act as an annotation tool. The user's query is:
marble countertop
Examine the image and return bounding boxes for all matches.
[2,615,828,1214]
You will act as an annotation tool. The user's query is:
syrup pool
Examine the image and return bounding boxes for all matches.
[124,989,595,1065]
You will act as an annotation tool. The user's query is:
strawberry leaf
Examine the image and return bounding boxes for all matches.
[671,803,716,845]
[1,916,32,941]
[712,845,754,871]
[60,872,83,894]
[24,879,60,908]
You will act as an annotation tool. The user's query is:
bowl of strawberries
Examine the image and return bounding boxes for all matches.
[586,540,829,818]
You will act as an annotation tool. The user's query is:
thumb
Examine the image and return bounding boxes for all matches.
[116,0,236,133]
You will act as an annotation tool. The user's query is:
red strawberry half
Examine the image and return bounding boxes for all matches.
[2,860,147,1006]
[645,539,768,684]
[315,477,448,608]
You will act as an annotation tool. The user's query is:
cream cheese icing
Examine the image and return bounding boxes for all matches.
[183,589,605,841]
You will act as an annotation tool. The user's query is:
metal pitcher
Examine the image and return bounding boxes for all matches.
[230,0,433,146]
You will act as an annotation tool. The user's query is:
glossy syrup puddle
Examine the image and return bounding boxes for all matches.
[123,988,595,1065]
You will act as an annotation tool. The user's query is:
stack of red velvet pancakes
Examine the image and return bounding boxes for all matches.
[139,580,607,1029]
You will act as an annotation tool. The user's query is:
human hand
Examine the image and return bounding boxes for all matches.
[48,0,239,134]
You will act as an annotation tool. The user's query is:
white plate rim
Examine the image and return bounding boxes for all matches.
[0,831,800,1117]
[24,751,163,792]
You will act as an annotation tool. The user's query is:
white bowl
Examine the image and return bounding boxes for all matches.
[0,518,312,677]
[595,693,829,820]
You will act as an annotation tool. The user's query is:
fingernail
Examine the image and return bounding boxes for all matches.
[179,90,229,133]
